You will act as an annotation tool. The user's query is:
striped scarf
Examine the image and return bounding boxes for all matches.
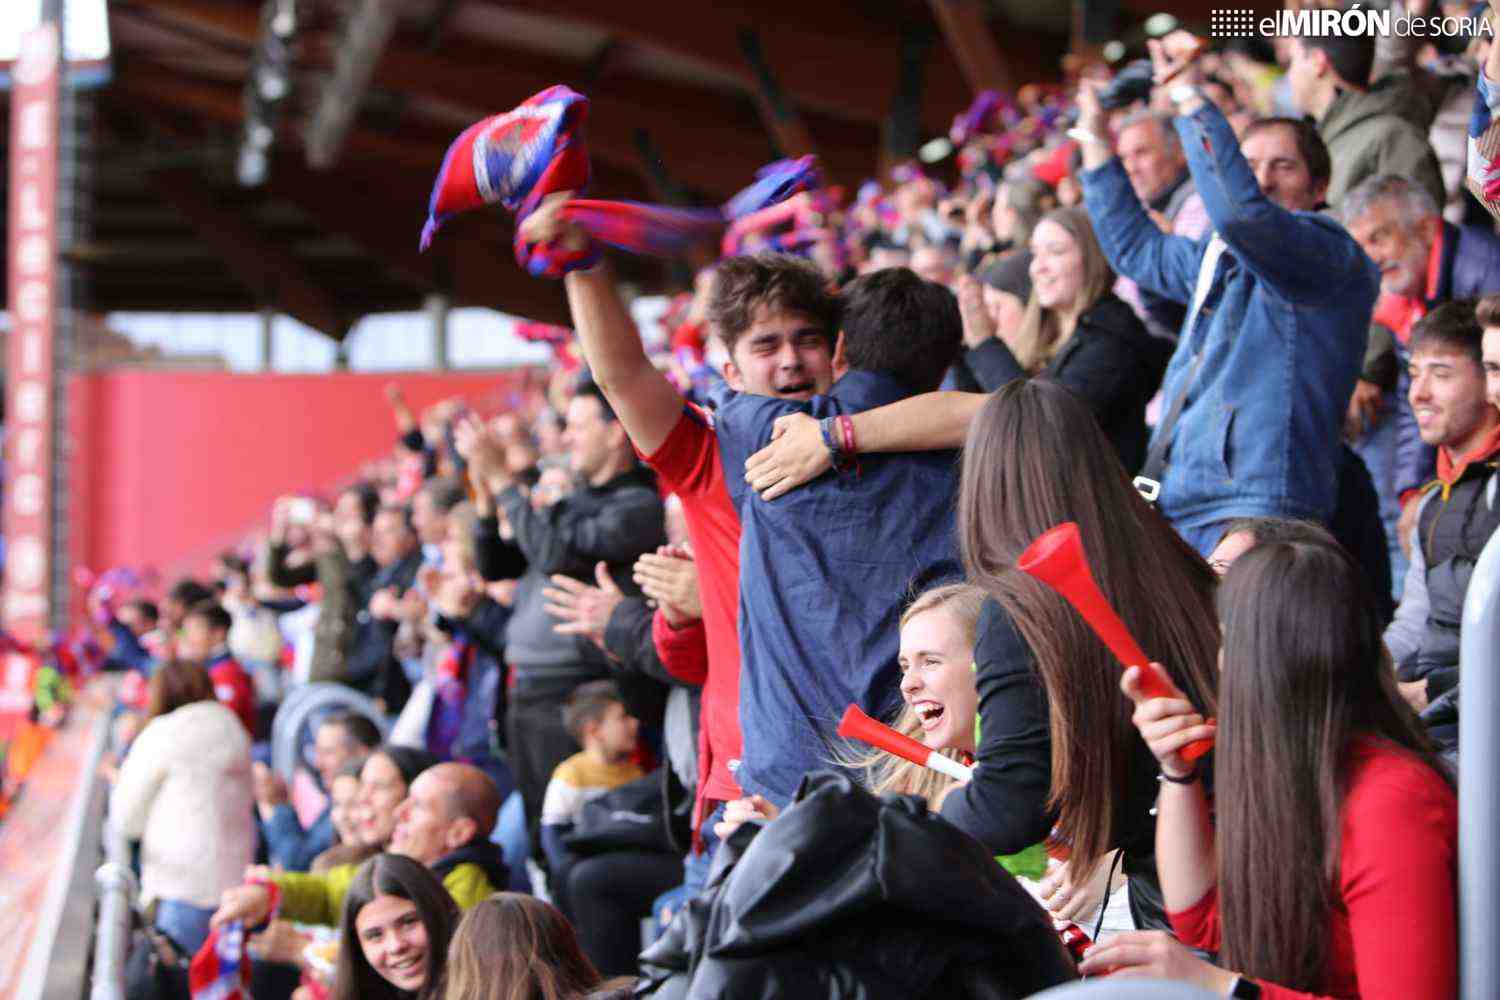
[420,85,821,277]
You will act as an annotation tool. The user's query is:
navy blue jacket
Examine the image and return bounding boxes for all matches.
[1082,100,1378,529]
[715,370,963,805]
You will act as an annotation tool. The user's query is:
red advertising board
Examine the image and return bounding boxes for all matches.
[2,24,60,727]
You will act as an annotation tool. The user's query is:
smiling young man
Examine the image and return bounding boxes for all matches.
[516,193,841,867]
[712,266,964,806]
[1383,300,1500,751]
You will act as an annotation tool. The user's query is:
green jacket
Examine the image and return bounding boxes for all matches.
[274,859,498,925]
[1319,75,1446,211]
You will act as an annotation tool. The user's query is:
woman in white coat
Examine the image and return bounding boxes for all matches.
[110,660,255,955]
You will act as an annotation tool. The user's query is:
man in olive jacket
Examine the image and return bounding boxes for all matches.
[1286,30,1445,210]
[209,763,507,927]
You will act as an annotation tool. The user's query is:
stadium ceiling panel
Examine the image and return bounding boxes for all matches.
[0,0,1182,334]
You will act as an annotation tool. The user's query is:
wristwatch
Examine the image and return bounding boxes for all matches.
[1227,975,1262,998]
[1169,83,1203,108]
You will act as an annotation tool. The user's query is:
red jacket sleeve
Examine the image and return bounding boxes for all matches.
[1167,887,1222,953]
[651,610,708,686]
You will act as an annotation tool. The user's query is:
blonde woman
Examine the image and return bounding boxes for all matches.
[716,584,983,832]
[956,205,1169,472]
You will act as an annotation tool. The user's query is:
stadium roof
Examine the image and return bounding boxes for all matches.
[0,0,1245,338]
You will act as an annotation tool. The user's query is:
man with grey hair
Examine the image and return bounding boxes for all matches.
[1113,110,1211,340]
[1343,173,1500,575]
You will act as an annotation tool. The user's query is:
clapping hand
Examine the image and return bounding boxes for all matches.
[634,545,702,626]
[543,562,625,648]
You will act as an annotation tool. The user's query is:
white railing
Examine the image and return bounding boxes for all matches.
[1459,528,1500,999]
[89,816,135,1000]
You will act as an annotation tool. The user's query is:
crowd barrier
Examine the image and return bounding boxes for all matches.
[90,815,134,1000]
[1460,528,1500,999]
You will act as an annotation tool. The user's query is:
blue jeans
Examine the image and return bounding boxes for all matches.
[650,802,725,932]
[155,899,214,956]
[490,789,532,892]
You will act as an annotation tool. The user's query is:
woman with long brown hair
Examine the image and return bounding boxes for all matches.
[443,893,633,1000]
[1081,539,1458,998]
[333,853,460,1000]
[955,205,1169,471]
[939,377,1221,931]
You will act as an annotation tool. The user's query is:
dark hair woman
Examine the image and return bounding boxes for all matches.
[939,378,1221,931]
[443,893,634,1000]
[1081,539,1457,998]
[333,854,460,1000]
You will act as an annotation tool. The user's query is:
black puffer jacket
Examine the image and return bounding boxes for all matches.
[636,772,1077,1000]
[959,292,1171,473]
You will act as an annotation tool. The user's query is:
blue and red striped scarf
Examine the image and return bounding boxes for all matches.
[420,85,821,277]
[189,921,251,1000]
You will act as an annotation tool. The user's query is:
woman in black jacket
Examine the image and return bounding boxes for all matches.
[955,205,1170,472]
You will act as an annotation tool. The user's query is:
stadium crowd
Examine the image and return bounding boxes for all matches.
[86,2,1498,997]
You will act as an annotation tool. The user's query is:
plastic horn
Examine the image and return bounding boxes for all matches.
[837,704,973,781]
[1017,522,1213,762]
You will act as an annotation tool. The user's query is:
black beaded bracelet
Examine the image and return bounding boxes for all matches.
[1158,766,1200,785]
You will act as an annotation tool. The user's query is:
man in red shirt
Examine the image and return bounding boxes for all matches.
[519,196,839,865]
[178,601,257,736]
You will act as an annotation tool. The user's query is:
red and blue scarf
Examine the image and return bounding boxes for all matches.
[421,85,822,277]
[189,921,251,1000]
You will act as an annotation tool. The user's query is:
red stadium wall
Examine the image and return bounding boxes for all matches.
[66,369,546,591]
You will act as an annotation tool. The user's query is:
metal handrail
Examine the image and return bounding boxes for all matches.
[89,818,136,1000]
[1459,527,1500,999]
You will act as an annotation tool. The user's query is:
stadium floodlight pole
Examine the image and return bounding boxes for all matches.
[1460,528,1500,998]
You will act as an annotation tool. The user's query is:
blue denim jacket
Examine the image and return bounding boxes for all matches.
[1081,101,1378,529]
[715,370,962,805]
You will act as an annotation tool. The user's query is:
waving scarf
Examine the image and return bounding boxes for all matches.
[420,85,822,276]
[514,320,582,373]
[189,921,251,1000]
[1468,69,1500,214]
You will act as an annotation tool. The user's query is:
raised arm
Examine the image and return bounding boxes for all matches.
[523,194,685,456]
[1172,94,1374,304]
[1120,665,1217,914]
[498,485,665,579]
[744,391,987,500]
[1076,79,1204,308]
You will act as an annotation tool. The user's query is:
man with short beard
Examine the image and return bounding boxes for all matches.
[1343,174,1500,562]
[1384,301,1500,752]
[462,381,664,873]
